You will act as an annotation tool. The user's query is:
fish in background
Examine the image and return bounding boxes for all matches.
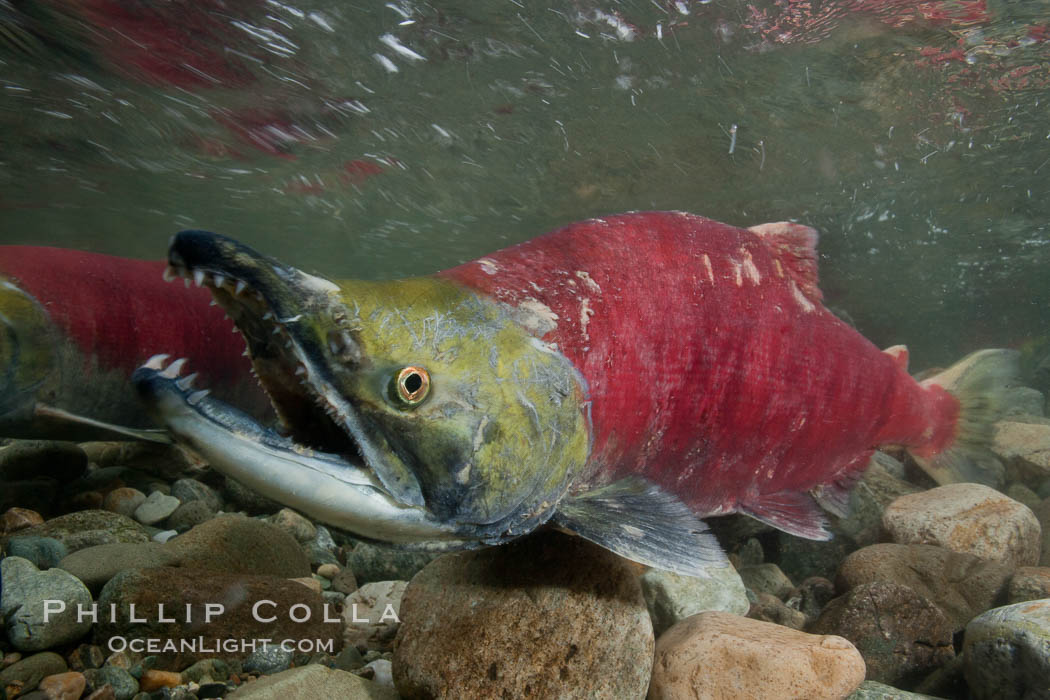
[0,245,260,441]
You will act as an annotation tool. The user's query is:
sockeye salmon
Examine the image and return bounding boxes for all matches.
[0,246,259,441]
[131,211,1017,575]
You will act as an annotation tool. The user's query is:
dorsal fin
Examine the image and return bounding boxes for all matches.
[882,344,909,371]
[748,221,822,302]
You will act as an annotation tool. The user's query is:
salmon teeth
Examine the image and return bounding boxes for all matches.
[193,270,205,287]
[143,353,170,370]
[162,266,176,282]
[159,358,188,379]
[213,273,226,288]
[175,372,198,390]
[235,281,247,296]
[187,389,210,406]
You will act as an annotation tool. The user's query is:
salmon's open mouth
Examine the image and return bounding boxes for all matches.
[131,230,467,545]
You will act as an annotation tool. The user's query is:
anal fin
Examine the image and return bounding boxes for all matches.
[552,477,729,578]
[740,490,832,540]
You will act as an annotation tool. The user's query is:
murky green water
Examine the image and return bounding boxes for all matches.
[1,0,1048,371]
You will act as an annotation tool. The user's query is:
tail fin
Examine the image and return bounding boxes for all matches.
[909,349,1021,486]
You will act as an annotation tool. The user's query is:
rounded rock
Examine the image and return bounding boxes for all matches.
[649,611,865,699]
[268,509,316,544]
[95,567,341,668]
[964,599,1050,700]
[0,441,88,482]
[747,592,807,630]
[0,652,67,694]
[315,563,340,580]
[101,488,147,519]
[7,536,69,570]
[242,646,293,676]
[1,556,93,652]
[38,670,86,700]
[836,543,1014,631]
[170,479,222,512]
[810,581,955,686]
[82,666,139,700]
[393,531,652,699]
[739,562,795,599]
[57,542,176,593]
[164,500,216,532]
[882,483,1042,567]
[4,510,151,553]
[1007,566,1050,603]
[132,491,181,526]
[1,507,45,535]
[165,515,310,578]
[66,644,105,672]
[225,664,398,699]
[329,567,359,596]
[343,581,406,651]
[342,541,439,586]
[639,565,749,637]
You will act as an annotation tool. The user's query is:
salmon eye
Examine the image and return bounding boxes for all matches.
[391,366,430,407]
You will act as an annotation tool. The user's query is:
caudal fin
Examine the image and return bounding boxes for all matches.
[909,349,1020,486]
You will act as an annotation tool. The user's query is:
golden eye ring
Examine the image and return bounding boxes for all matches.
[394,366,430,406]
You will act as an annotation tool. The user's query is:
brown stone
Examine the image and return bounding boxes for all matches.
[330,567,359,596]
[1007,566,1050,603]
[101,488,147,519]
[994,420,1050,479]
[66,644,104,672]
[344,581,406,652]
[882,484,1041,567]
[1034,497,1050,567]
[226,664,397,699]
[747,592,807,630]
[37,671,86,700]
[95,567,343,668]
[649,612,865,700]
[138,670,182,691]
[810,581,955,687]
[393,531,652,700]
[1,507,45,535]
[85,685,117,700]
[836,543,1013,631]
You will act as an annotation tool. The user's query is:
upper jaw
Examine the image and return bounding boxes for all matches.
[163,229,426,508]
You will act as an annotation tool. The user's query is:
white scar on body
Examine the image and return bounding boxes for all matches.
[574,270,602,294]
[702,254,714,283]
[790,280,816,312]
[731,261,743,287]
[516,298,559,334]
[477,258,499,275]
[580,298,594,340]
[741,249,761,284]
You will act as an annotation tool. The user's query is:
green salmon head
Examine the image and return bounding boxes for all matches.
[149,230,591,545]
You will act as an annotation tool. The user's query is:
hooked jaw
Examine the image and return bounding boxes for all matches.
[163,230,427,508]
[132,353,470,547]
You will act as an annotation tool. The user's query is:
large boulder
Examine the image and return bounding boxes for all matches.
[649,611,865,699]
[882,484,1041,567]
[392,532,652,699]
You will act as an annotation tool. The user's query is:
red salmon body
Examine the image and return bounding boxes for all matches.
[443,211,959,534]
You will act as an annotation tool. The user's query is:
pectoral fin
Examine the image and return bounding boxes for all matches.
[551,477,729,578]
